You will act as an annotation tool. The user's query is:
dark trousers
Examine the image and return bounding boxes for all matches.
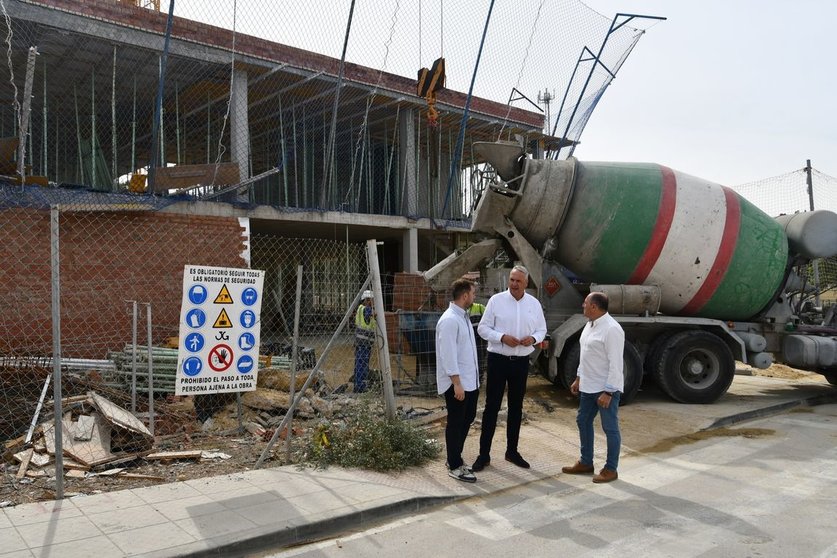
[444,386,479,469]
[479,352,529,458]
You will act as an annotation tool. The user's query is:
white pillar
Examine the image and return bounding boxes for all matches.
[230,68,250,188]
[399,108,416,216]
[402,227,418,272]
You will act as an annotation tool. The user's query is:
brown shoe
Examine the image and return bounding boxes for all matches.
[592,468,618,483]
[561,461,594,475]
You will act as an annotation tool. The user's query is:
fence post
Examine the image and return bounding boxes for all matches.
[145,303,154,437]
[49,205,64,499]
[366,240,396,420]
[285,264,304,458]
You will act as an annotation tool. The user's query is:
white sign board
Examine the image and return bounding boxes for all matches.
[175,265,265,396]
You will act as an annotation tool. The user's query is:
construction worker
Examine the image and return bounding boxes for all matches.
[354,290,376,393]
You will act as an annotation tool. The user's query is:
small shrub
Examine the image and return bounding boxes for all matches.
[301,399,440,471]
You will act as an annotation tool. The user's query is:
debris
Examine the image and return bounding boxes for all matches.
[65,470,86,479]
[116,472,165,481]
[94,468,126,476]
[14,448,34,479]
[200,450,232,460]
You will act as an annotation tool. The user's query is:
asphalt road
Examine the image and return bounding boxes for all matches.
[264,404,837,558]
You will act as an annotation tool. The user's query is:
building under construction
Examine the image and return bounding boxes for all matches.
[0,0,607,270]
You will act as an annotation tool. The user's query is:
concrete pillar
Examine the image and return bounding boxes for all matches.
[402,227,418,272]
[399,108,417,216]
[230,68,250,185]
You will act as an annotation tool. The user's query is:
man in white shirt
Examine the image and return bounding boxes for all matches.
[562,291,625,483]
[473,265,547,472]
[436,279,480,483]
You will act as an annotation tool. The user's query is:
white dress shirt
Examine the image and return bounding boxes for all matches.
[578,312,625,394]
[435,302,480,394]
[477,290,547,357]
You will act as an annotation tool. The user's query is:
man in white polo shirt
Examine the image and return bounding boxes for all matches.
[472,265,546,472]
[563,291,625,483]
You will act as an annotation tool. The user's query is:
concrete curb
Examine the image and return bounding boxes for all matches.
[705,391,837,429]
[176,495,459,558]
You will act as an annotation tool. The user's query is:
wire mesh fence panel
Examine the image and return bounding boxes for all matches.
[1,0,649,223]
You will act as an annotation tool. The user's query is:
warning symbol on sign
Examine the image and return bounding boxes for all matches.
[208,344,234,372]
[213,308,233,328]
[214,284,234,304]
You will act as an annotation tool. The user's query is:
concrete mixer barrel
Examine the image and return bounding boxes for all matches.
[526,160,790,321]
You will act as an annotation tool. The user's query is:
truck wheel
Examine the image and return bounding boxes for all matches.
[654,330,735,403]
[643,332,677,381]
[559,342,580,390]
[621,341,643,405]
[559,340,642,405]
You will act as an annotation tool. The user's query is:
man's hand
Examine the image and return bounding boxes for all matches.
[453,383,465,401]
[500,334,521,347]
[570,377,580,396]
[597,392,612,408]
[520,336,535,347]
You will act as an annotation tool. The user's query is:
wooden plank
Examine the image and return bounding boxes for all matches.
[153,162,240,193]
[15,448,34,479]
[144,450,202,461]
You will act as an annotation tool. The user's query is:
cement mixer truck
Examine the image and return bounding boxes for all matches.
[425,141,837,404]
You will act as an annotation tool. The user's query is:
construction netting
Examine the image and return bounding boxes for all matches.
[0,0,651,221]
[730,166,837,217]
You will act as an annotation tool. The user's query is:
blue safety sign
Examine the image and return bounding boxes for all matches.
[185,332,205,353]
[239,310,256,328]
[237,355,254,374]
[241,287,258,306]
[183,357,203,377]
[185,308,206,329]
[188,284,208,305]
[238,332,255,351]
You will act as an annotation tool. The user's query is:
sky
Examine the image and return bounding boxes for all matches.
[573,1,836,187]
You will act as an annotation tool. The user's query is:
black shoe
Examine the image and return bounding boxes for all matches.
[505,452,530,469]
[472,455,490,472]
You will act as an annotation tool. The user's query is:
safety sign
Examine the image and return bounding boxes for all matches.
[175,265,265,395]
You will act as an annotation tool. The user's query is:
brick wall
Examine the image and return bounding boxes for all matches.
[0,208,247,359]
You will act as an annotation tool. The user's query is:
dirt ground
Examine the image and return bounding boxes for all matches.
[1,363,830,508]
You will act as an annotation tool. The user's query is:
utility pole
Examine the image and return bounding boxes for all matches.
[805,159,821,307]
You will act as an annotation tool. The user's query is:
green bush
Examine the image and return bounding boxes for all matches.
[301,399,440,471]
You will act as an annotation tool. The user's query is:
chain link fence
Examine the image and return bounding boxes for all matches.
[0,192,472,503]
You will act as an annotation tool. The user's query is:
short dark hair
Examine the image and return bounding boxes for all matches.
[451,279,475,301]
[588,291,609,312]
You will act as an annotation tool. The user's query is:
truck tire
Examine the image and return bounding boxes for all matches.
[643,331,677,381]
[559,340,642,405]
[653,330,735,404]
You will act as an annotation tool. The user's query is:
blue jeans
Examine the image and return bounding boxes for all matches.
[577,391,621,471]
[354,341,371,392]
